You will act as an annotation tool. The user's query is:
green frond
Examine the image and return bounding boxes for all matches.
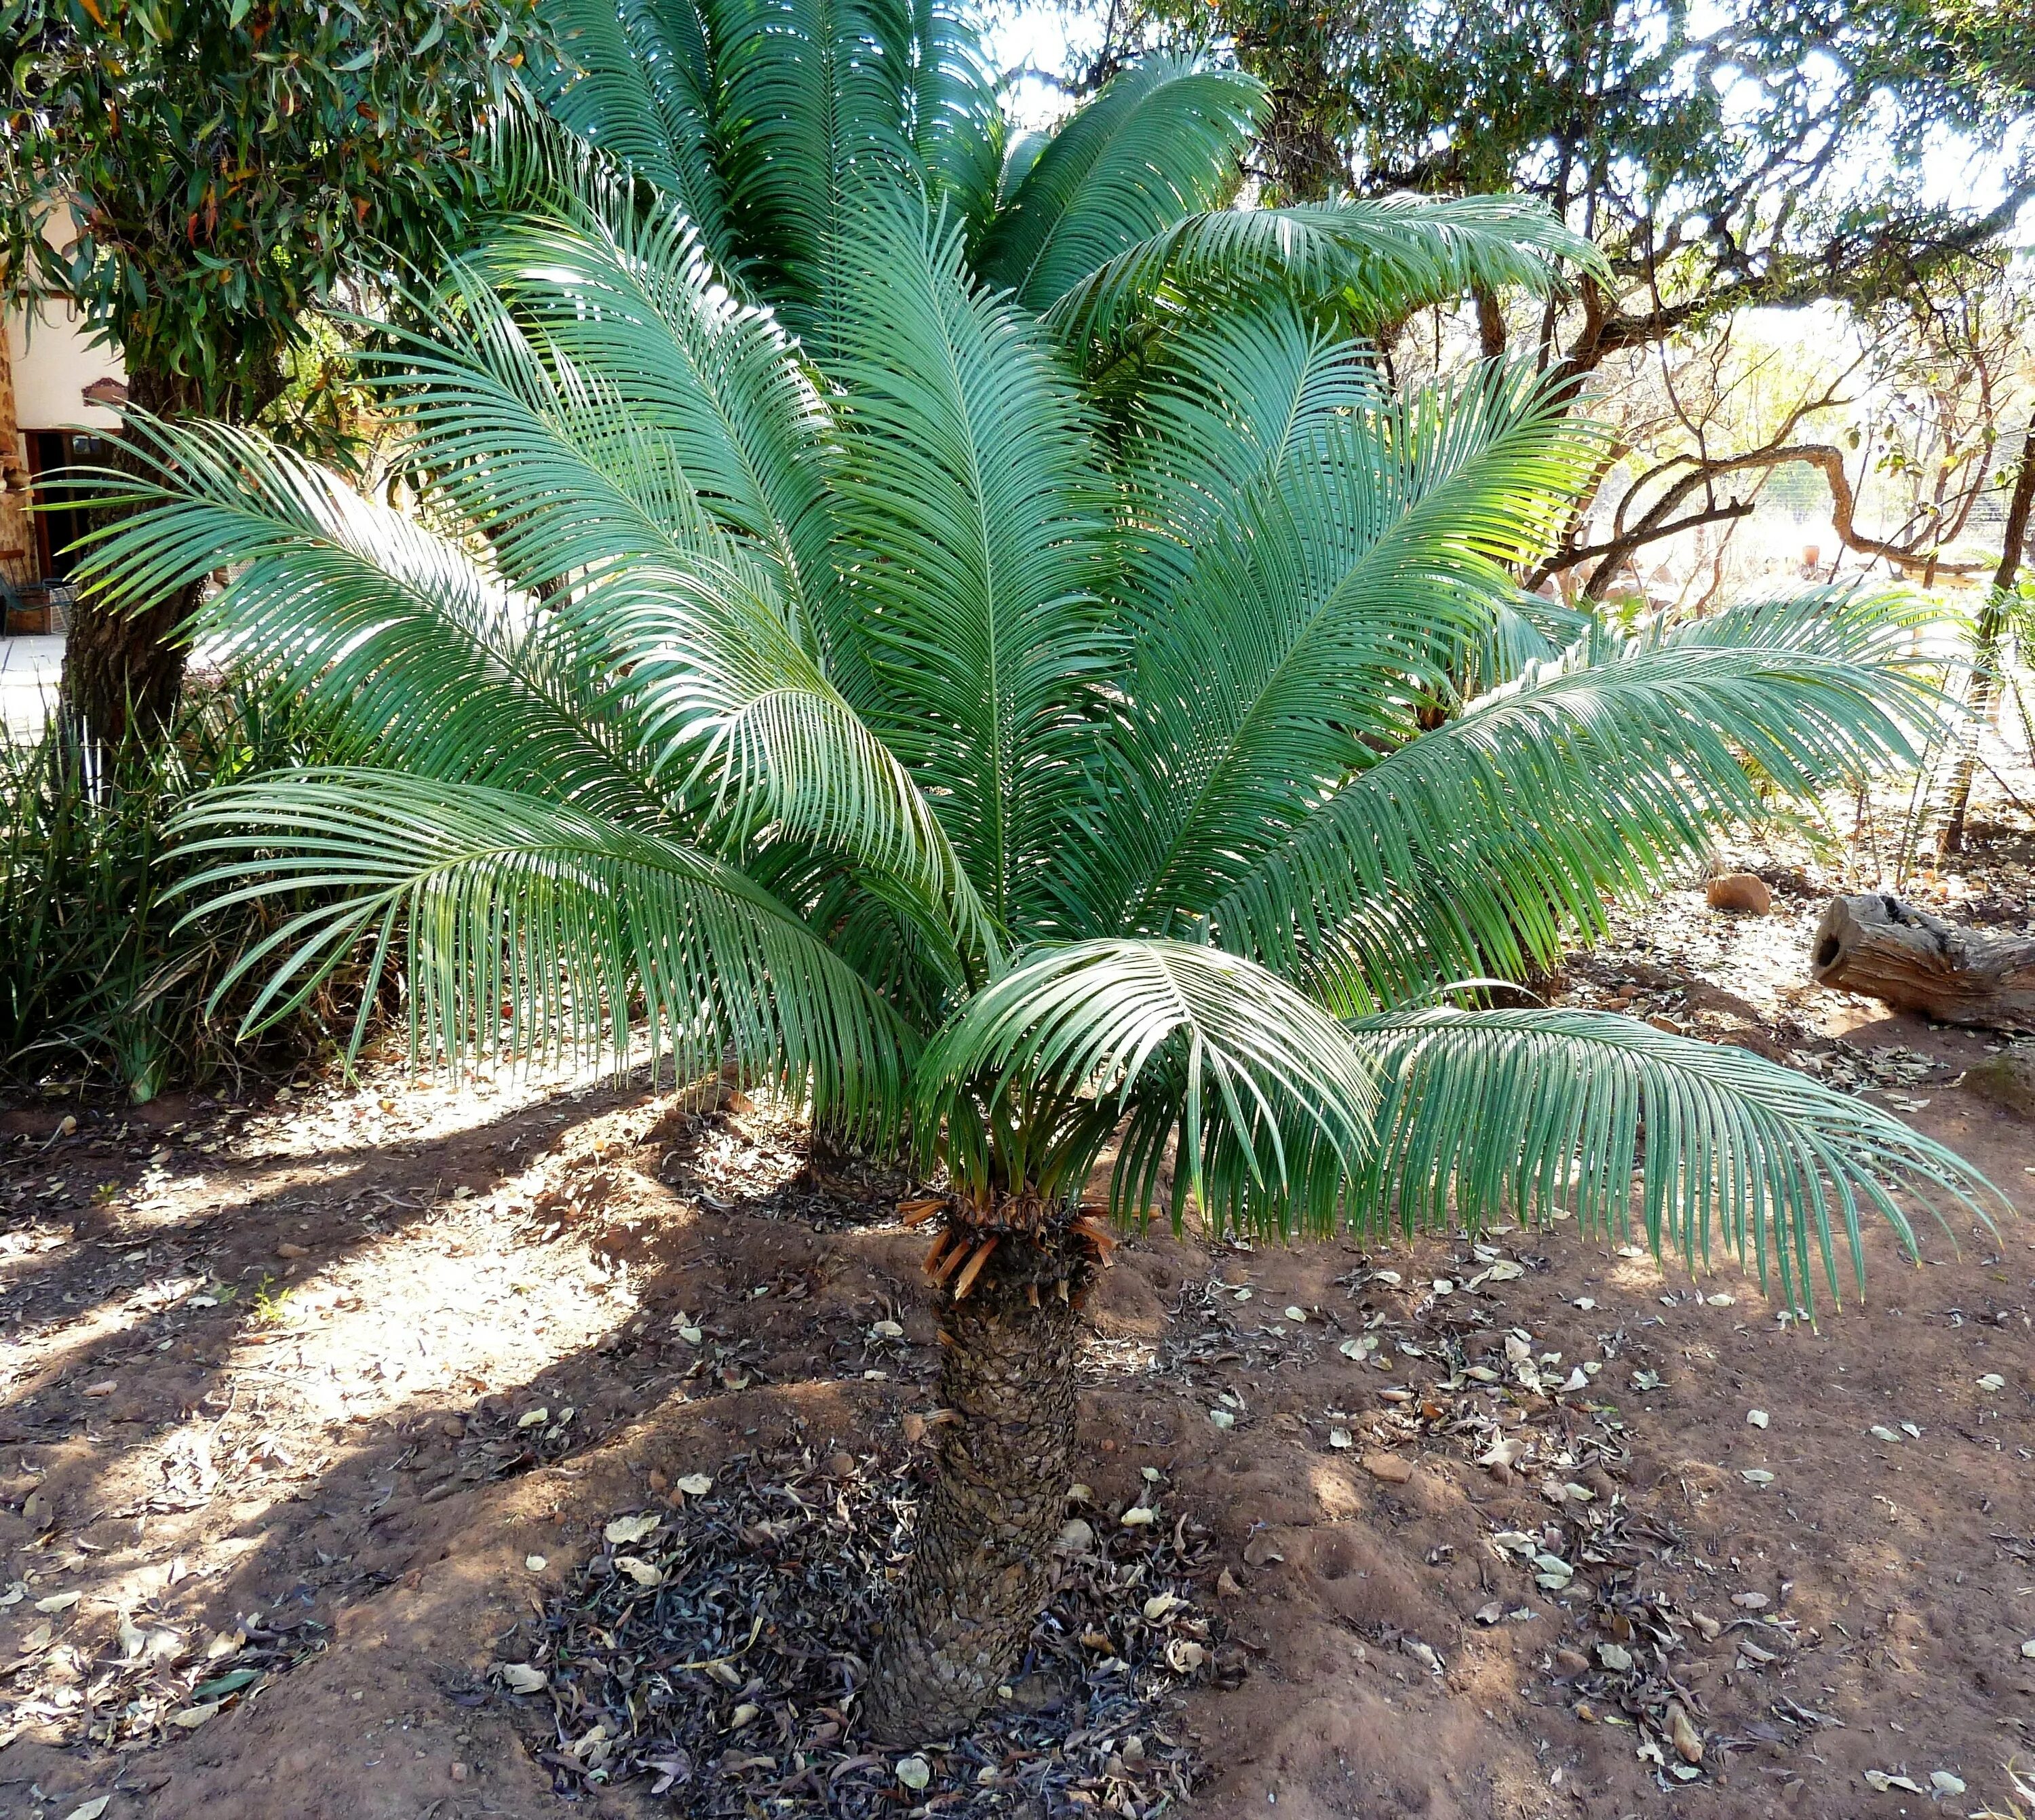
[536,0,739,270]
[826,199,1117,933]
[1346,1007,2006,1313]
[1210,589,1940,1001]
[452,195,841,647]
[1070,358,1605,937]
[974,58,1264,312]
[66,421,669,825]
[173,772,912,1129]
[1045,193,1606,356]
[707,0,925,342]
[913,938,1376,1232]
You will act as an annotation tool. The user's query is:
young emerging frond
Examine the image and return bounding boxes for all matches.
[1346,1008,2004,1311]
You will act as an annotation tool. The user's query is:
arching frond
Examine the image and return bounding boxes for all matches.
[1209,589,1940,1001]
[914,938,1376,1231]
[173,772,912,1127]
[974,58,1264,312]
[537,0,739,269]
[826,200,1117,933]
[1045,193,1605,355]
[707,0,925,342]
[67,421,667,825]
[1070,359,1604,937]
[1346,1007,2005,1312]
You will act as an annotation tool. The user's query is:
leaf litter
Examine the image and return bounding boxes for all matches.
[494,1444,1237,1815]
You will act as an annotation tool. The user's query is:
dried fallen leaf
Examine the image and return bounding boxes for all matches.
[1475,1600,1504,1625]
[1870,1424,1901,1442]
[22,1490,54,1531]
[1165,1636,1208,1673]
[1930,1772,1966,1795]
[1207,1408,1235,1431]
[525,1555,547,1572]
[62,1798,111,1820]
[81,1379,117,1398]
[35,1590,80,1614]
[1283,1306,1307,1322]
[1216,1566,1243,1597]
[496,1662,547,1694]
[1863,1770,1924,1794]
[172,1702,220,1729]
[729,1702,760,1728]
[1667,1702,1703,1764]
[674,1473,714,1498]
[604,1513,660,1546]
[1327,1427,1353,1450]
[1119,1505,1157,1527]
[868,1320,904,1340]
[1746,1408,1768,1428]
[1977,1374,2007,1392]
[1741,1469,1775,1486]
[895,1755,931,1791]
[517,1407,549,1429]
[1142,1593,1184,1622]
[1731,1591,1769,1610]
[614,1555,663,1587]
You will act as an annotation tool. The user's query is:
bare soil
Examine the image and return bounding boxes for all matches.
[3,849,2033,1820]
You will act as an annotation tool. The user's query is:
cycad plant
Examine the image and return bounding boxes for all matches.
[80,9,1998,1747]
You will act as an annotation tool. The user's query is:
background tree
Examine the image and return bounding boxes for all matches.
[1080,0,2034,592]
[0,0,545,747]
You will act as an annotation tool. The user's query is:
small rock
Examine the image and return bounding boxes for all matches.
[450,1763,470,1783]
[1361,1452,1414,1484]
[1965,1054,2035,1118]
[1705,872,1772,914]
[1216,1566,1244,1598]
[1055,1518,1095,1555]
[275,1241,311,1260]
[1554,1648,1591,1675]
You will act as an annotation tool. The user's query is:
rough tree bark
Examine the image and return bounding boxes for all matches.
[1810,892,2035,1028]
[861,1218,1091,1744]
[1939,435,2035,855]
[57,362,206,751]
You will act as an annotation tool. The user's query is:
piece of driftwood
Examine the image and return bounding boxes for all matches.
[1810,893,2035,1028]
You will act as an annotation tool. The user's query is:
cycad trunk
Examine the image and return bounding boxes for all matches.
[861,1228,1085,1743]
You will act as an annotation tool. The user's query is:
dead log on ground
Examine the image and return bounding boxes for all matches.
[1810,893,2035,1028]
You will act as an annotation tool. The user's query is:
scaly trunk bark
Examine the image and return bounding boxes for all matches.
[58,360,209,752]
[861,1223,1089,1744]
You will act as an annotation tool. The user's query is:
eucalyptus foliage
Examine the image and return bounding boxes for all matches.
[80,2,2001,1311]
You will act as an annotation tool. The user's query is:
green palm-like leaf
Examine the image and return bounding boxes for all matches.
[828,199,1116,931]
[916,938,1376,1228]
[174,772,911,1128]
[974,58,1264,311]
[1074,358,1604,936]
[1347,1007,2004,1311]
[1045,193,1606,356]
[1212,589,1937,1001]
[538,0,739,270]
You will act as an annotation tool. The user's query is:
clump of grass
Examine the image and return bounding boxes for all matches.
[0,674,381,1099]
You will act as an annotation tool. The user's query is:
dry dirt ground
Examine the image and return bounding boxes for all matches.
[3,847,2034,1820]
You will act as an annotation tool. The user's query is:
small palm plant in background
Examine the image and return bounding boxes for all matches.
[81,0,2000,1745]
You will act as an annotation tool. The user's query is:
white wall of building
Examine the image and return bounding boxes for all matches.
[5,298,123,431]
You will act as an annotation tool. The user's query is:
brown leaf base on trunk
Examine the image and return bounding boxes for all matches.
[860,1224,1091,1745]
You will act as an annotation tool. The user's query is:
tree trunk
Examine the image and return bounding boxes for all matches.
[58,361,204,752]
[861,1228,1087,1744]
[1810,891,2035,1028]
[1940,433,2035,855]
